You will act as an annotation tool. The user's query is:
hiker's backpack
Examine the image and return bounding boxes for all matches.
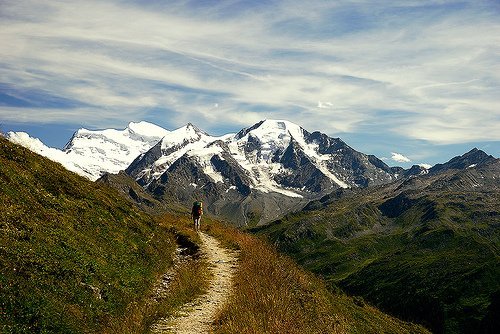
[193,201,203,216]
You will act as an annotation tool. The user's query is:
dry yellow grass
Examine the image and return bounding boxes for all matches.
[205,221,429,334]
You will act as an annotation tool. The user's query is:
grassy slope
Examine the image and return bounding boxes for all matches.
[205,219,429,334]
[0,137,178,333]
[254,171,500,333]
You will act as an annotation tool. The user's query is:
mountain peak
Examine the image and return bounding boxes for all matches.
[239,119,306,144]
[429,148,496,175]
[260,118,298,126]
[236,119,303,140]
[463,147,489,159]
[157,123,210,152]
[185,122,207,135]
[258,119,302,132]
[166,122,206,137]
[453,148,493,164]
[126,121,169,138]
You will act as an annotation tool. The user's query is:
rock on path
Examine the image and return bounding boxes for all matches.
[151,232,239,334]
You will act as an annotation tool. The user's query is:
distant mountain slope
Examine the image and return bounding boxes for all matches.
[429,148,496,175]
[0,137,176,333]
[254,151,500,333]
[7,121,169,180]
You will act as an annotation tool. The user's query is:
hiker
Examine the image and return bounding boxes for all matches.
[191,201,203,231]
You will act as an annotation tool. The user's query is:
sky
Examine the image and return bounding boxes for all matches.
[1,0,499,168]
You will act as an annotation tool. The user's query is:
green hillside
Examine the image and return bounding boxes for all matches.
[0,137,177,333]
[254,162,500,333]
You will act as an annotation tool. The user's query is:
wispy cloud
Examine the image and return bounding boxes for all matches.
[391,152,412,163]
[0,0,499,147]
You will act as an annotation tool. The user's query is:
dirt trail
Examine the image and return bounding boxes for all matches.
[151,232,239,334]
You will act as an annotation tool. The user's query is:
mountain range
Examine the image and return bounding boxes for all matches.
[8,119,414,225]
[7,121,169,180]
[7,120,496,227]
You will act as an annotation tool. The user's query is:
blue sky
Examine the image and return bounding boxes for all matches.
[1,0,499,167]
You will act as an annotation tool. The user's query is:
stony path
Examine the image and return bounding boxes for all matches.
[150,232,239,334]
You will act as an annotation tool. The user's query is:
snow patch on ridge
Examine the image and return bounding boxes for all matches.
[419,163,432,169]
[187,146,225,183]
[225,130,304,197]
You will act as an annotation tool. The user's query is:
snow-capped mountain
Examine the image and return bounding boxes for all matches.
[129,120,396,194]
[7,121,169,181]
[125,119,398,224]
[126,123,232,186]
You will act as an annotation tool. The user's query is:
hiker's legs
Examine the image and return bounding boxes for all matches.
[194,217,201,231]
